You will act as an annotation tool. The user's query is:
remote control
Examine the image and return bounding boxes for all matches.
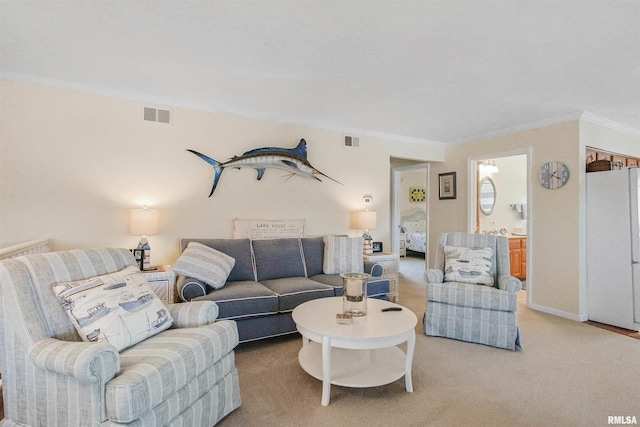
[381,307,402,312]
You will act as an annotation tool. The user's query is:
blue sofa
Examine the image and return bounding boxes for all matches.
[175,237,390,343]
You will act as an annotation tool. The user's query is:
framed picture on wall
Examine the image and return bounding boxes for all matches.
[439,172,457,200]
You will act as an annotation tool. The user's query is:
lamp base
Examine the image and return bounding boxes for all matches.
[135,237,151,271]
[362,230,373,254]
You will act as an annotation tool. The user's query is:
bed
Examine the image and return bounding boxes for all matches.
[401,210,427,254]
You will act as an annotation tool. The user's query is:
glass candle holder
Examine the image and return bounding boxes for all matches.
[340,272,371,317]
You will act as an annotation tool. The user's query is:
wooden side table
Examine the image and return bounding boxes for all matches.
[363,252,399,302]
[143,265,177,304]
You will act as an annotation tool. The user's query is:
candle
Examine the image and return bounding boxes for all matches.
[346,278,361,297]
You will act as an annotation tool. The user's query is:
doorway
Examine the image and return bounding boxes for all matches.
[469,150,531,303]
[390,160,429,270]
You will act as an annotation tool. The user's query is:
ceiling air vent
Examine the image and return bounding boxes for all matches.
[143,106,172,125]
[344,136,359,147]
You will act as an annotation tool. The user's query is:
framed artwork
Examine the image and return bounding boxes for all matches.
[439,172,457,200]
[409,187,426,202]
[372,241,383,253]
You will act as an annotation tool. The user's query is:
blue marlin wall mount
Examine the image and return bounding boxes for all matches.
[187,139,342,197]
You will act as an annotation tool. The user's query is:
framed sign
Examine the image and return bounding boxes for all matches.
[439,172,457,200]
[232,219,305,239]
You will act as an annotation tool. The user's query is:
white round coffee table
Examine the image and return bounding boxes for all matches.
[292,297,417,406]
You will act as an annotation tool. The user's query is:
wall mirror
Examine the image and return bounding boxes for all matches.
[479,176,496,215]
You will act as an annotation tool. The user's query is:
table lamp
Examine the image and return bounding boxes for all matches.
[350,210,377,254]
[128,206,159,270]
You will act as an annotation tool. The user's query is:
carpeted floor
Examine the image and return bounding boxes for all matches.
[218,257,640,426]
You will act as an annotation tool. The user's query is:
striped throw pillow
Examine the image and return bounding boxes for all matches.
[173,242,235,290]
[322,236,364,274]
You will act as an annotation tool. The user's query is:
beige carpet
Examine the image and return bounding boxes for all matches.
[218,256,640,427]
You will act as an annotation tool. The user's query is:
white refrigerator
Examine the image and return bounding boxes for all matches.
[586,168,640,331]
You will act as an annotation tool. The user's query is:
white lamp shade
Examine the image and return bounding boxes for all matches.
[350,210,377,230]
[128,208,159,236]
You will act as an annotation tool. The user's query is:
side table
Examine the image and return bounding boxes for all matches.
[143,265,177,304]
[399,233,407,257]
[363,252,399,302]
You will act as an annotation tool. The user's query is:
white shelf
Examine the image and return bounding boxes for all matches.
[298,341,406,388]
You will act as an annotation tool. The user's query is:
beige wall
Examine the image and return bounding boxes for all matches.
[399,170,427,216]
[0,81,444,264]
[429,122,583,318]
[4,80,638,321]
[428,120,640,320]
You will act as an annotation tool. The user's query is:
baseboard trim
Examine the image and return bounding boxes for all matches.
[527,302,588,322]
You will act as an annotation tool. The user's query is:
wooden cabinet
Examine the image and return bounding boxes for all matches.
[586,148,639,171]
[509,238,526,280]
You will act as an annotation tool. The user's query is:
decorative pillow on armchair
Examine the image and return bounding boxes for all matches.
[322,235,364,274]
[173,242,235,290]
[443,245,494,286]
[52,265,173,351]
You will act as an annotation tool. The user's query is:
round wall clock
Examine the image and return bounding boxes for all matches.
[538,161,570,189]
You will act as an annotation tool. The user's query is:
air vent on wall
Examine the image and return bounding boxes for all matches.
[344,135,359,147]
[143,106,172,125]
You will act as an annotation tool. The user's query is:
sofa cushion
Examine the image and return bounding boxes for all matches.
[106,320,239,423]
[443,245,494,286]
[260,277,335,312]
[301,237,324,276]
[193,280,279,320]
[52,265,173,351]
[180,238,255,282]
[252,238,305,281]
[322,235,364,274]
[173,242,235,290]
[427,281,518,311]
[308,273,342,290]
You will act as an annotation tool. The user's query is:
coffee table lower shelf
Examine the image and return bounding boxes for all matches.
[298,341,407,388]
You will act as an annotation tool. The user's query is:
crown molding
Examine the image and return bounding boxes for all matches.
[0,73,444,147]
[579,112,640,138]
[3,73,637,145]
[449,112,585,145]
[450,111,640,145]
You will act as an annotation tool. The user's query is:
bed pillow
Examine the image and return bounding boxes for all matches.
[52,265,173,351]
[402,220,425,233]
[443,245,494,286]
[173,242,235,290]
[322,235,364,274]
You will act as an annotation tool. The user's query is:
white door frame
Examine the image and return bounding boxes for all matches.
[391,163,430,267]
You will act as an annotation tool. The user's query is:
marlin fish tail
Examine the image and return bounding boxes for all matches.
[186,149,223,197]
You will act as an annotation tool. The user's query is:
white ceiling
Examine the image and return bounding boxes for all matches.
[1,1,639,144]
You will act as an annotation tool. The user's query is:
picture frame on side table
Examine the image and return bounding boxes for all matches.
[439,172,457,200]
[372,241,383,253]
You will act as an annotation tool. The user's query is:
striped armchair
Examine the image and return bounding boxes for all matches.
[423,233,523,350]
[0,248,241,426]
